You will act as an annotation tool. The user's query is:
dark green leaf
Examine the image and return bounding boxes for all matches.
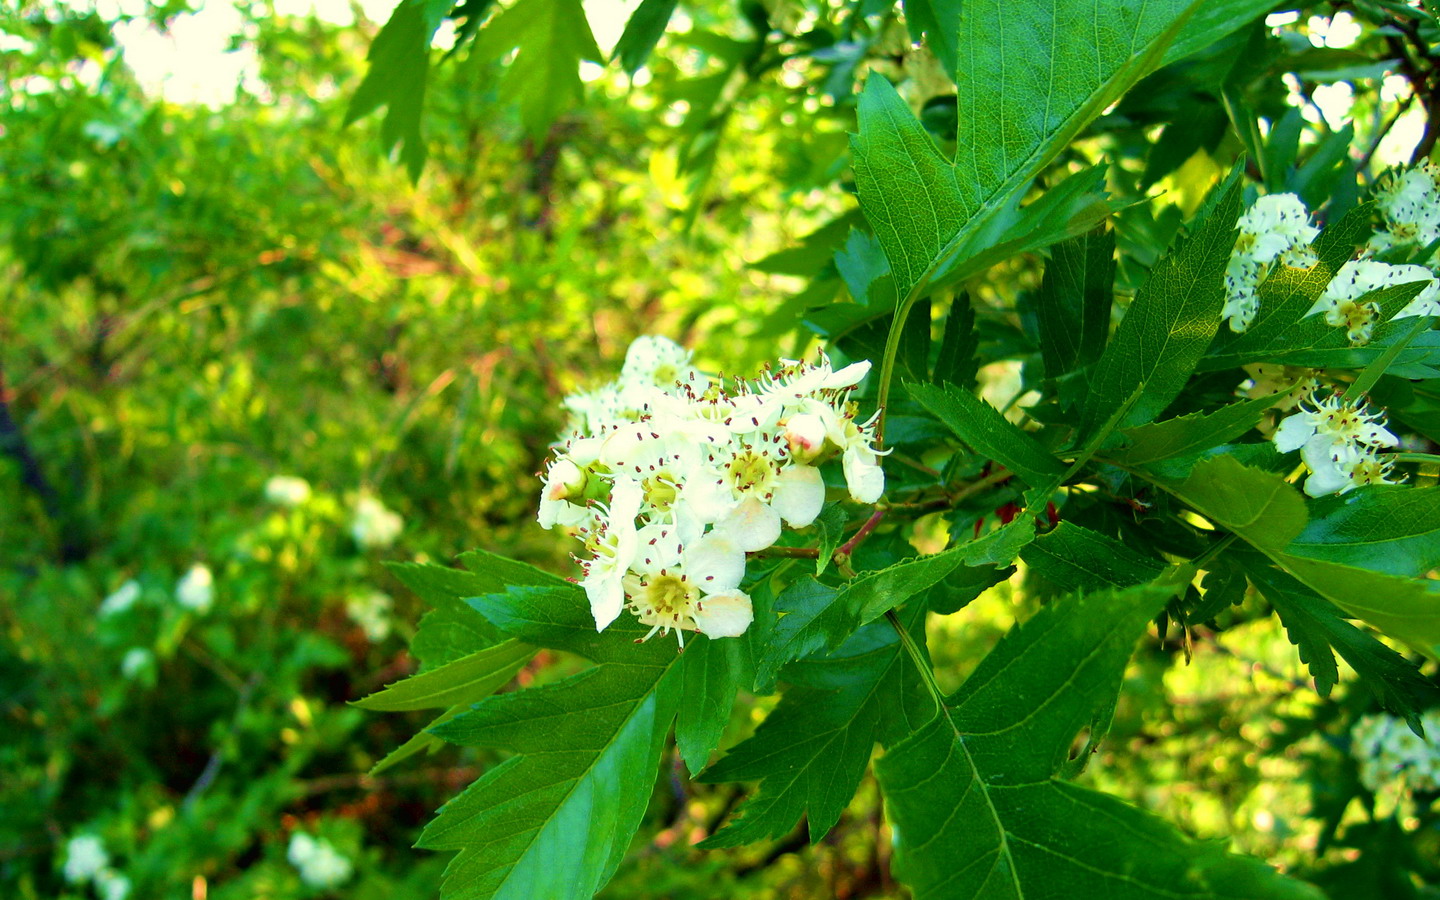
[1287,486,1440,578]
[834,228,898,308]
[613,0,676,74]
[928,564,1012,615]
[468,584,678,666]
[1079,165,1244,437]
[354,639,534,711]
[933,297,979,388]
[962,514,1038,567]
[909,381,1067,487]
[1021,522,1166,592]
[345,0,450,179]
[1113,394,1278,465]
[368,705,463,776]
[675,634,747,775]
[1035,225,1114,378]
[813,503,849,576]
[472,0,603,139]
[876,585,1321,900]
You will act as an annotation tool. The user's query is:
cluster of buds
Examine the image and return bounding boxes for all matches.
[1351,710,1440,794]
[1223,193,1320,333]
[1273,390,1402,496]
[1367,162,1440,260]
[539,336,885,645]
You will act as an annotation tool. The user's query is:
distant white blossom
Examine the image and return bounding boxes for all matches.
[99,580,141,617]
[351,494,403,548]
[95,867,131,900]
[175,564,214,613]
[1367,163,1440,259]
[288,832,352,889]
[1223,193,1320,333]
[63,835,108,884]
[541,336,884,645]
[264,475,312,507]
[346,591,393,642]
[1307,259,1438,344]
[120,648,154,680]
[1351,709,1440,794]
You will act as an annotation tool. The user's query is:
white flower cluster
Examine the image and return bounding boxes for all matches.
[288,832,353,889]
[351,493,403,548]
[346,590,394,642]
[1351,709,1440,794]
[99,580,141,617]
[1224,193,1320,333]
[539,336,885,645]
[1307,259,1440,345]
[1367,162,1440,258]
[1273,391,1402,496]
[264,475,312,507]
[175,563,214,613]
[62,835,130,900]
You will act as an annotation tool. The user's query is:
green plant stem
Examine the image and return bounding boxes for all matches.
[1391,452,1440,464]
[885,608,946,706]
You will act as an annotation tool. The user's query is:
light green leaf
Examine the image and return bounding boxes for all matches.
[345,0,450,179]
[909,381,1067,487]
[1113,394,1278,465]
[1078,165,1244,437]
[423,659,679,900]
[876,585,1322,900]
[353,639,534,711]
[1172,455,1308,552]
[1287,486,1440,577]
[1278,556,1440,660]
[962,515,1038,567]
[612,0,676,74]
[473,0,603,139]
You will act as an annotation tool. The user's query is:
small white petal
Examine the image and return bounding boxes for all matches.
[692,590,753,638]
[686,533,746,592]
[584,572,625,631]
[1273,412,1316,453]
[843,446,885,504]
[720,496,781,552]
[772,465,825,527]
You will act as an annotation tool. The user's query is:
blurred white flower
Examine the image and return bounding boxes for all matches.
[346,591,394,642]
[175,564,214,613]
[351,494,403,548]
[82,120,123,147]
[120,648,154,680]
[1352,710,1440,794]
[95,868,131,900]
[264,475,312,507]
[99,580,141,617]
[63,835,108,884]
[288,832,352,889]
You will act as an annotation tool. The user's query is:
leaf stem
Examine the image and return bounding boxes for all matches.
[885,608,945,706]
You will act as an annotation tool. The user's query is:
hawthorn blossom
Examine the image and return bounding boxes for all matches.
[288,832,353,889]
[1307,259,1438,344]
[1273,391,1402,496]
[1367,163,1440,258]
[351,493,403,548]
[1352,710,1440,794]
[538,336,883,644]
[1223,193,1320,332]
[175,564,214,613]
[99,580,141,617]
[63,835,109,884]
[264,475,312,506]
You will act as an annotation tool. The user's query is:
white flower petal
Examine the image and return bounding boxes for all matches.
[584,570,625,631]
[686,533,746,593]
[1272,412,1316,453]
[772,465,825,527]
[692,590,753,638]
[720,496,781,552]
[843,446,885,504]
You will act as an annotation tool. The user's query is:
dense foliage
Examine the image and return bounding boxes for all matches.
[5,1,1440,899]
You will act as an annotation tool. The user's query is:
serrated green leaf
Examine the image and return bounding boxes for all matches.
[962,515,1038,567]
[1277,556,1440,660]
[389,562,504,667]
[933,297,979,388]
[368,704,462,776]
[909,381,1067,487]
[675,634,747,776]
[1287,486,1440,578]
[422,659,679,900]
[345,0,450,178]
[353,639,534,711]
[1243,558,1438,723]
[835,228,898,309]
[1036,225,1114,378]
[755,548,967,688]
[1113,394,1278,465]
[1021,522,1166,592]
[612,0,676,74]
[813,503,849,576]
[699,610,934,847]
[473,0,603,139]
[1172,455,1309,551]
[1079,165,1244,437]
[876,585,1322,900]
[468,584,678,666]
[928,564,1012,615]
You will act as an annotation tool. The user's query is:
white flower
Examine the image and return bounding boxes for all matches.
[351,494,403,548]
[1367,163,1440,258]
[288,833,352,889]
[1273,392,1402,496]
[1308,259,1438,343]
[175,564,214,613]
[63,835,108,884]
[120,648,154,680]
[95,868,131,900]
[579,477,643,631]
[264,475,312,507]
[346,591,394,642]
[1352,709,1440,794]
[99,580,141,617]
[622,528,751,645]
[1224,193,1320,333]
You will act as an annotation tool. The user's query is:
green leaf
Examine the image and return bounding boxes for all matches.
[962,515,1038,567]
[875,585,1322,900]
[834,228,898,309]
[345,0,450,179]
[755,548,968,689]
[933,298,979,388]
[1078,165,1244,437]
[422,659,680,900]
[1276,556,1440,660]
[468,584,676,666]
[1287,486,1440,578]
[612,0,676,74]
[1021,522,1166,592]
[389,562,505,667]
[699,611,934,847]
[1035,225,1114,378]
[909,381,1067,487]
[368,704,463,776]
[1243,558,1438,724]
[353,639,534,711]
[928,564,1012,615]
[473,0,603,139]
[675,634,748,775]
[852,1,1265,307]
[903,0,963,78]
[1171,455,1308,552]
[1112,394,1278,465]
[813,503,849,576]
